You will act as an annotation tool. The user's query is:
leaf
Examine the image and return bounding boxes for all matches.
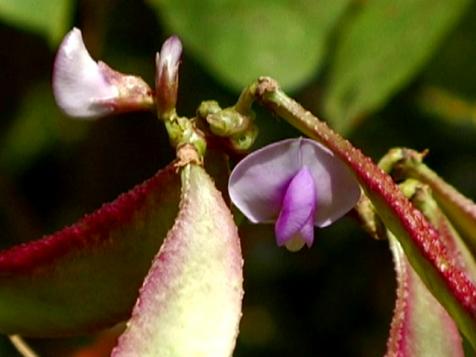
[112,164,243,357]
[386,235,464,357]
[421,2,476,98]
[323,0,471,133]
[0,0,73,45]
[150,0,351,91]
[0,163,181,337]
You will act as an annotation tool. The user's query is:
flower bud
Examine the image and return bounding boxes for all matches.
[155,36,182,119]
[206,108,252,137]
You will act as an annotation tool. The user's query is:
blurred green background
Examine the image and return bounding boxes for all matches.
[1,0,476,356]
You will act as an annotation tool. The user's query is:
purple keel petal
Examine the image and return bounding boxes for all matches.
[283,216,314,252]
[275,166,316,249]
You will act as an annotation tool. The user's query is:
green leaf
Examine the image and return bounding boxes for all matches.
[151,0,350,91]
[323,0,470,133]
[387,235,464,357]
[421,3,476,98]
[0,0,73,45]
[416,3,476,127]
[113,164,243,356]
[0,163,181,337]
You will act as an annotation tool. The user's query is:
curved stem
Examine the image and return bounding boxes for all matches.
[242,76,476,348]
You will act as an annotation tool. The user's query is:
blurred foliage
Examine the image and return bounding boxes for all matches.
[322,0,470,133]
[0,82,87,174]
[0,0,476,356]
[0,0,73,45]
[152,0,350,91]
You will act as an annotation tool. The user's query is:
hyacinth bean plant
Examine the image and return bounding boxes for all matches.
[1,28,476,357]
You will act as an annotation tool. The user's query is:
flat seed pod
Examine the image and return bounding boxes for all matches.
[386,236,463,357]
[0,164,181,336]
[113,164,243,357]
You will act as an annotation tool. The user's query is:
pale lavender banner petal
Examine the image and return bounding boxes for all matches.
[299,138,361,227]
[229,139,302,222]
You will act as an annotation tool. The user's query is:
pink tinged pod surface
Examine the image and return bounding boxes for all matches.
[386,236,464,357]
[229,138,361,246]
[113,164,243,357]
[0,163,181,336]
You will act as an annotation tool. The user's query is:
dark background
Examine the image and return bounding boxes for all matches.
[1,0,476,356]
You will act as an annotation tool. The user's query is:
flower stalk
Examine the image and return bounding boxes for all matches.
[164,117,207,164]
[240,76,476,347]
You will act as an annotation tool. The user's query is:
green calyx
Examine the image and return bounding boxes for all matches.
[164,114,207,162]
[196,99,258,152]
[207,108,252,137]
[228,124,258,152]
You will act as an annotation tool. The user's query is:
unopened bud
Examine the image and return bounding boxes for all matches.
[207,108,253,137]
[155,36,182,119]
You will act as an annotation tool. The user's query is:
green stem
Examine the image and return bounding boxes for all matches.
[164,114,207,162]
[234,83,258,115]
[246,77,476,347]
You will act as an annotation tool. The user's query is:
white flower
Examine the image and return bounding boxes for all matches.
[53,28,153,119]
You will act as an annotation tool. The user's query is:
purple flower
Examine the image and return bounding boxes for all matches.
[228,138,361,251]
[53,28,153,119]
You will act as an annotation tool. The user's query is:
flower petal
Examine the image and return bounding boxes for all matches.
[228,139,303,222]
[53,28,118,118]
[298,138,361,227]
[283,219,314,252]
[275,166,316,248]
[228,138,361,226]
